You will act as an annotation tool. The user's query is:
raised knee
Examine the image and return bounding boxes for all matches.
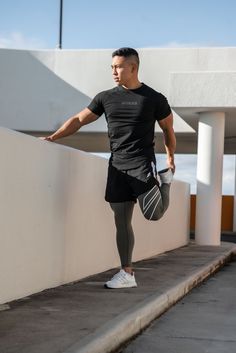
[143,212,162,221]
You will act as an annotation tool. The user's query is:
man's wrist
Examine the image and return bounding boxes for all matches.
[50,134,57,141]
[166,155,175,172]
[167,154,174,162]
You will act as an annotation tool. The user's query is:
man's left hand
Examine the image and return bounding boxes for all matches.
[167,157,175,174]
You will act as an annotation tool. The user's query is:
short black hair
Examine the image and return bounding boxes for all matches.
[112,47,139,66]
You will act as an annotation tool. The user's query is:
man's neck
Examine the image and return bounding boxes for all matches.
[122,81,142,90]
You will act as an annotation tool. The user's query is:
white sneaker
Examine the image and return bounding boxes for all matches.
[158,168,173,184]
[104,269,137,289]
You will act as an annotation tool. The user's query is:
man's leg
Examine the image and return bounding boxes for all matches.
[138,183,170,221]
[137,168,173,221]
[104,165,138,289]
[110,201,135,272]
[104,201,137,289]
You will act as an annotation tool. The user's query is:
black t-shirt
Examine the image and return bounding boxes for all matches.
[87,83,171,170]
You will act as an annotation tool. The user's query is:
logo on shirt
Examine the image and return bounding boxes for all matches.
[121,101,138,105]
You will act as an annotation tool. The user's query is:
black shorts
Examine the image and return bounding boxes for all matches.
[105,162,159,203]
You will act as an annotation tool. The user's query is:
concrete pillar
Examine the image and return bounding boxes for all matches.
[234,155,236,232]
[195,112,225,245]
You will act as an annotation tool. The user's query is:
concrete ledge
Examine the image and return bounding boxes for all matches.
[1,243,236,353]
[0,127,190,304]
[65,243,236,353]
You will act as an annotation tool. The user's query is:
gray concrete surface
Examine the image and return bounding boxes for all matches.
[120,256,236,353]
[0,242,236,353]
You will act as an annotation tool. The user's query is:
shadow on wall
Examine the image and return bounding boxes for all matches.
[0,49,91,131]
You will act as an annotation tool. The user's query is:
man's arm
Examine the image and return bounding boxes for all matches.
[42,108,98,142]
[158,112,176,172]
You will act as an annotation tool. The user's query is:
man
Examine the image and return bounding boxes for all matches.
[42,47,176,289]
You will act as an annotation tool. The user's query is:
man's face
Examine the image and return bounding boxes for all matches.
[111,56,134,86]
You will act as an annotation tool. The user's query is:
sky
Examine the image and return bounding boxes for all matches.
[0,0,235,194]
[0,0,236,50]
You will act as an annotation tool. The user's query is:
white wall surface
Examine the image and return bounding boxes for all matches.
[0,127,190,304]
[170,71,236,108]
[4,47,236,133]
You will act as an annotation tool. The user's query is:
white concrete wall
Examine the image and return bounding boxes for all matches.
[170,72,236,108]
[0,127,190,304]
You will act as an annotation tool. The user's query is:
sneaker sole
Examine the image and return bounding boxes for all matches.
[104,284,137,289]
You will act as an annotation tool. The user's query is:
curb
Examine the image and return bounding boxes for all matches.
[65,245,236,353]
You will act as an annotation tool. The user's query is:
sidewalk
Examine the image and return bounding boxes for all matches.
[121,252,236,353]
[0,242,236,353]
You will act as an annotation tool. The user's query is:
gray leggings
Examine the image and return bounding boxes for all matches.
[110,183,170,267]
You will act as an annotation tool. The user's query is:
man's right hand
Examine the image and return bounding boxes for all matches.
[39,136,54,142]
[39,108,98,143]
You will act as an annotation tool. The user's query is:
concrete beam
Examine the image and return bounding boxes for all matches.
[170,72,236,108]
[26,131,236,155]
